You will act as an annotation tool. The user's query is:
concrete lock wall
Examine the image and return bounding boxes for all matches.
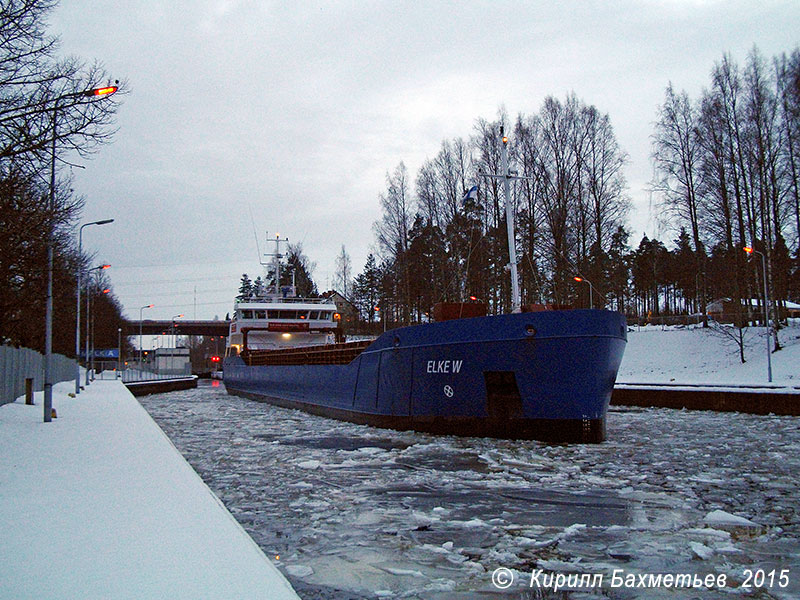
[1,346,76,406]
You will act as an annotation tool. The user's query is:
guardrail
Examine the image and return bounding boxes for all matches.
[1,345,76,406]
[612,382,800,415]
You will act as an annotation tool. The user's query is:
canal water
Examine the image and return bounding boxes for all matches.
[139,380,800,599]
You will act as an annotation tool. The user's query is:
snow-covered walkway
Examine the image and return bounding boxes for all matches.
[0,380,298,600]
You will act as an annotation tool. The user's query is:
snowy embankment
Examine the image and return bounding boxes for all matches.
[618,320,800,386]
[0,380,298,600]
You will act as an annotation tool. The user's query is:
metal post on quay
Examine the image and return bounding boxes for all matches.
[75,219,113,395]
[744,246,773,383]
[43,83,117,422]
[84,264,110,386]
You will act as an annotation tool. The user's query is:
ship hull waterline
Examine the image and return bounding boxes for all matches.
[224,310,627,443]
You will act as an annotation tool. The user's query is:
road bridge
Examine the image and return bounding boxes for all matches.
[123,320,230,337]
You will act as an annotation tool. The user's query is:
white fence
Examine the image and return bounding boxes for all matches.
[1,345,76,406]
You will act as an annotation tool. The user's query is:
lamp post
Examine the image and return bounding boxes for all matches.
[744,246,772,382]
[171,314,184,348]
[44,84,118,422]
[117,327,122,377]
[75,219,113,394]
[139,304,154,368]
[91,287,110,381]
[84,265,110,386]
[171,314,184,374]
[573,276,594,309]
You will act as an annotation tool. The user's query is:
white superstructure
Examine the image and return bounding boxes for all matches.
[226,234,340,354]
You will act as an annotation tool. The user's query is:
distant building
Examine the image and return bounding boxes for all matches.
[708,298,800,325]
[154,347,191,376]
[321,290,359,325]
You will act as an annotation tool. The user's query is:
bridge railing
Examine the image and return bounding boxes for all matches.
[120,366,193,383]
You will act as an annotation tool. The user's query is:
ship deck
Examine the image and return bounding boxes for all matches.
[242,340,372,366]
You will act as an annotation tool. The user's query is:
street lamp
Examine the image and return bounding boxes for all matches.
[44,84,118,422]
[171,314,184,374]
[573,276,594,309]
[744,246,773,382]
[75,219,114,394]
[139,304,154,368]
[90,286,110,381]
[84,264,110,386]
[171,314,184,348]
[117,327,122,377]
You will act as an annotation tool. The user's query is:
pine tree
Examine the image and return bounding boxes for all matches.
[352,254,382,323]
[252,276,264,298]
[286,243,318,297]
[237,274,252,301]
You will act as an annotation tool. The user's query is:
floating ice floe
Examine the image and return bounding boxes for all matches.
[284,565,314,578]
[689,541,714,560]
[703,509,761,532]
[296,459,321,469]
[382,567,425,578]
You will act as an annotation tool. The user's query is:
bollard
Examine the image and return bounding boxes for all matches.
[25,377,34,405]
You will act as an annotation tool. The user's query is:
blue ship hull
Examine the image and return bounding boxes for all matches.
[224,310,627,443]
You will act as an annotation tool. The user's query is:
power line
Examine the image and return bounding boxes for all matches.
[112,275,240,287]
[114,287,233,299]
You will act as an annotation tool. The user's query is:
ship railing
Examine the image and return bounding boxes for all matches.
[243,340,372,366]
[237,296,335,305]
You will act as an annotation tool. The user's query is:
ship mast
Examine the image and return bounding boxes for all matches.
[261,232,290,297]
[480,126,533,313]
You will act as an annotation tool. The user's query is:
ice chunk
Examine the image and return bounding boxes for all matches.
[284,564,314,577]
[690,541,714,560]
[703,510,760,532]
[411,511,440,528]
[383,567,425,578]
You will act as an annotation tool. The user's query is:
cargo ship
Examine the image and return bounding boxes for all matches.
[223,133,627,442]
[223,232,627,443]
[224,301,626,442]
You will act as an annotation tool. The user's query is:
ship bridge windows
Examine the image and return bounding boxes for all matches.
[263,309,313,320]
[238,307,337,321]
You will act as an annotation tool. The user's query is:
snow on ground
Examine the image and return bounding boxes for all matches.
[0,380,298,600]
[618,320,800,385]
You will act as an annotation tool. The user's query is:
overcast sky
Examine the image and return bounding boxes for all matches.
[50,0,800,323]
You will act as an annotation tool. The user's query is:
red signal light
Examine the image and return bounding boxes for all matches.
[211,356,220,362]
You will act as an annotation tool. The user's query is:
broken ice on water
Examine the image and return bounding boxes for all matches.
[140,382,800,599]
